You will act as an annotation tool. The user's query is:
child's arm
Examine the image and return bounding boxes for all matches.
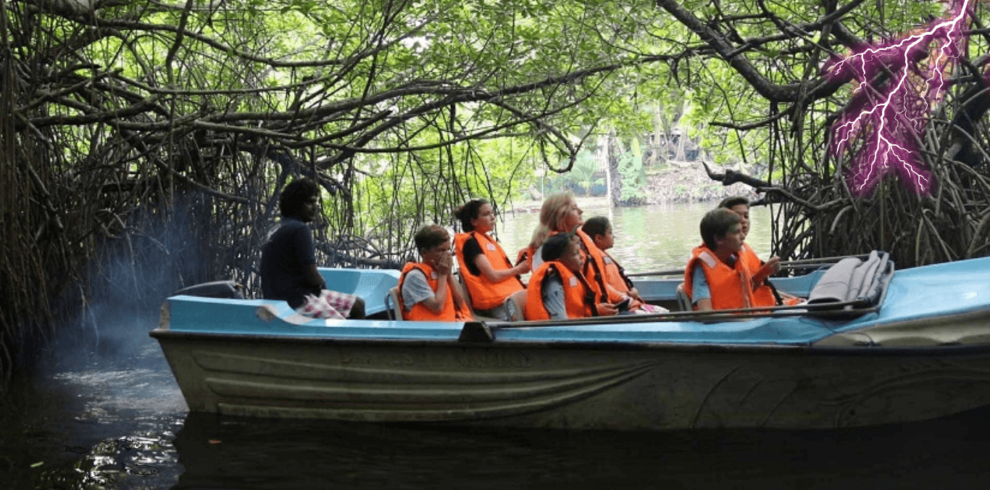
[752,256,781,286]
[448,272,469,311]
[474,254,530,283]
[419,253,453,313]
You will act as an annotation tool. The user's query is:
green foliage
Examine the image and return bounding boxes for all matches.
[569,152,603,196]
[6,0,990,372]
[618,138,648,203]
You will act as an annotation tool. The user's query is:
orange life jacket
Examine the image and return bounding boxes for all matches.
[602,251,635,292]
[683,244,757,311]
[601,251,646,310]
[453,232,525,310]
[738,243,779,307]
[575,230,626,305]
[525,262,597,320]
[398,262,473,321]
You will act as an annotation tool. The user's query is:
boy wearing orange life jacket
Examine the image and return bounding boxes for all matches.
[398,225,473,321]
[582,216,667,314]
[717,196,802,307]
[526,229,620,320]
[453,199,529,319]
[684,209,767,312]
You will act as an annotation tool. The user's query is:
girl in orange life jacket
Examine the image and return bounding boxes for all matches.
[398,225,473,321]
[526,229,619,320]
[684,208,759,312]
[453,199,530,319]
[717,196,803,306]
[526,193,625,311]
[581,216,668,314]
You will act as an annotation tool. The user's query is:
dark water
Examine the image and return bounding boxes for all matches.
[4,202,990,488]
[6,329,990,489]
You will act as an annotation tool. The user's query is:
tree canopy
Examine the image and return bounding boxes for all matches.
[1,0,988,375]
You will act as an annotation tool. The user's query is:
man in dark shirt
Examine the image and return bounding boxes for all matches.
[260,177,365,319]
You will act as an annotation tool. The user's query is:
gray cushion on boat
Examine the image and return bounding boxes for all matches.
[807,251,887,304]
[175,280,245,299]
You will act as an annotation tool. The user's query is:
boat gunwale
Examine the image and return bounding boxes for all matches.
[148,324,990,358]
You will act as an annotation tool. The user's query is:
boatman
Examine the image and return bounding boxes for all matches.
[260,177,366,319]
[399,225,474,321]
[684,208,774,311]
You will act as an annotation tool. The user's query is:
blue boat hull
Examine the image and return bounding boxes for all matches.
[151,257,990,430]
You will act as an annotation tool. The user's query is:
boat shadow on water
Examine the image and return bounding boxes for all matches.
[171,407,990,490]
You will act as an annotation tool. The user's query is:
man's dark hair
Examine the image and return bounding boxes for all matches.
[717,195,750,210]
[453,199,489,232]
[414,225,449,254]
[279,177,319,219]
[581,216,611,239]
[700,208,740,250]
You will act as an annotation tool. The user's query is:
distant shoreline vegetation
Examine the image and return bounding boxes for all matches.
[525,160,759,208]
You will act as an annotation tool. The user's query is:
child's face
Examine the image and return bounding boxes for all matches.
[423,235,451,266]
[716,224,744,254]
[471,203,496,233]
[728,204,750,239]
[594,226,615,250]
[559,237,585,273]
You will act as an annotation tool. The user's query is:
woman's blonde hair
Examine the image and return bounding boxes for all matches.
[540,192,575,234]
[527,192,574,250]
[528,224,552,250]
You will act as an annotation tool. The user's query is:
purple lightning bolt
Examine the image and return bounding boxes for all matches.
[825,0,972,197]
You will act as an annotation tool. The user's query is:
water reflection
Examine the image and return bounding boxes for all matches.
[172,408,990,490]
[0,341,185,489]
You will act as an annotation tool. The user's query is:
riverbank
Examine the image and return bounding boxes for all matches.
[645,161,755,204]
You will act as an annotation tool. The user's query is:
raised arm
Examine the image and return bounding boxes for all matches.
[473,254,530,283]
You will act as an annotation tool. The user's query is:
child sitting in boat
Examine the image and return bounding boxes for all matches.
[718,196,801,306]
[526,192,627,315]
[526,228,619,320]
[453,199,530,320]
[260,177,366,319]
[581,216,667,314]
[685,208,774,311]
[399,225,473,321]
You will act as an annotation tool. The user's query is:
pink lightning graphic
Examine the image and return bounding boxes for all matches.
[825,0,973,197]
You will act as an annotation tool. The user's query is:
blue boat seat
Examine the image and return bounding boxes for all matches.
[317,268,400,316]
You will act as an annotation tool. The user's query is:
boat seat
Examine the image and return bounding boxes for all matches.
[455,271,474,310]
[455,272,502,322]
[386,286,404,320]
[675,282,692,312]
[174,280,245,299]
[504,290,527,321]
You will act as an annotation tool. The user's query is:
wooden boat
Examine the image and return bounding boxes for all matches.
[150,253,990,431]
